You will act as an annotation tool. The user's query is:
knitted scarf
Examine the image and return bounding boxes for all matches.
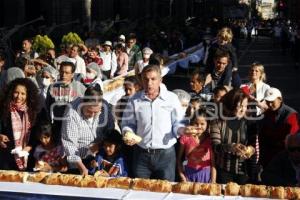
[10,103,31,170]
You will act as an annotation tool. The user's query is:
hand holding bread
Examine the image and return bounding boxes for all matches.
[230,144,255,159]
[184,126,203,136]
[123,131,142,146]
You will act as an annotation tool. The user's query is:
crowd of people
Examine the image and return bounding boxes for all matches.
[0,21,300,189]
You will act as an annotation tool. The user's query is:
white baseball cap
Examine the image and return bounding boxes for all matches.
[103,41,112,47]
[142,47,153,55]
[119,34,125,41]
[264,87,282,101]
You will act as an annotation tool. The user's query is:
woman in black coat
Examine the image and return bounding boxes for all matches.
[0,78,40,170]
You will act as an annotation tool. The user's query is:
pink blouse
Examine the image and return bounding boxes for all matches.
[116,52,128,75]
[179,134,212,170]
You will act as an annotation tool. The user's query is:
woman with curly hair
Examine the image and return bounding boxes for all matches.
[0,78,40,170]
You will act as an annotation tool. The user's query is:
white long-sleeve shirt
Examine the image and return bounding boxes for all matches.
[73,55,86,77]
[99,51,117,75]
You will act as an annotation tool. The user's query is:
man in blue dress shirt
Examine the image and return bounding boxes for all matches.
[121,64,185,181]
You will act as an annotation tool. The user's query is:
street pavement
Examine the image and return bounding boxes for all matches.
[164,36,300,112]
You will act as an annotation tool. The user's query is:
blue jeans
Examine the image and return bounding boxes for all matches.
[132,146,176,181]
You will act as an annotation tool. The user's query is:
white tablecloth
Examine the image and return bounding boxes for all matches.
[0,182,272,200]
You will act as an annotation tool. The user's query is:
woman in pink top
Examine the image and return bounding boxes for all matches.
[115,43,128,76]
[177,108,216,183]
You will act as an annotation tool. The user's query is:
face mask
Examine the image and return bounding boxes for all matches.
[86,72,96,79]
[42,78,51,87]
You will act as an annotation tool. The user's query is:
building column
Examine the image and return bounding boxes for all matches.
[83,0,92,30]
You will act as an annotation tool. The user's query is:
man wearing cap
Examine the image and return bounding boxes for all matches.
[99,41,117,80]
[113,35,126,48]
[118,35,126,46]
[134,47,153,75]
[259,87,300,169]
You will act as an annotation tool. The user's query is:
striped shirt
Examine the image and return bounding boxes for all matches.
[61,98,115,168]
[210,118,253,175]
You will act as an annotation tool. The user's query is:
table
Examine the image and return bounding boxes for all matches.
[0,182,272,200]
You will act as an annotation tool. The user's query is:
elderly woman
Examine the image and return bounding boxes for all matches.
[210,88,256,184]
[0,78,40,170]
[82,62,104,91]
[245,62,270,116]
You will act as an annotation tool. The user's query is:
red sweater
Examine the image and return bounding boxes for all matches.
[259,103,299,168]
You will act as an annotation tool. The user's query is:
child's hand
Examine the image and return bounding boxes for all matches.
[94,170,109,177]
[34,161,52,172]
[90,160,98,168]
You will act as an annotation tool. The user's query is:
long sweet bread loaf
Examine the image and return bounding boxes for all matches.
[193,183,221,196]
[0,170,28,183]
[107,177,132,189]
[172,182,194,194]
[225,182,240,196]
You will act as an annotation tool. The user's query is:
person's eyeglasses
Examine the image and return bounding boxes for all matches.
[288,146,300,152]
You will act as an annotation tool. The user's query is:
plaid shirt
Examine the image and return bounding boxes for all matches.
[61,98,114,168]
